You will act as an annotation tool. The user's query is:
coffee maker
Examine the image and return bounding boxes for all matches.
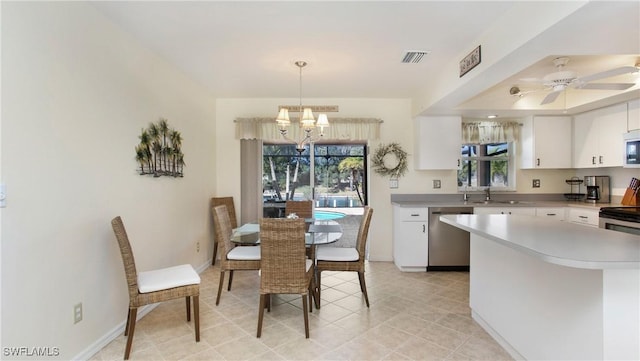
[584,176,610,203]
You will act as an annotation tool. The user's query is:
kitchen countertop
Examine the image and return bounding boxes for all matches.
[390,193,617,209]
[440,214,640,269]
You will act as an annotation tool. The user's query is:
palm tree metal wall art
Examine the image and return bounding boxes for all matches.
[135,118,185,177]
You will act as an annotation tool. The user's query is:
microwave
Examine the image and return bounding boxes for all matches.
[624,130,640,168]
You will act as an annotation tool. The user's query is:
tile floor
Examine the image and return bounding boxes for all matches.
[92,262,513,361]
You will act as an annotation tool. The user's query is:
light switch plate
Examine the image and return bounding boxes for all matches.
[389,179,399,189]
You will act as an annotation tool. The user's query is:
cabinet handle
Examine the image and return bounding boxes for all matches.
[546,213,556,216]
[592,156,596,165]
[536,158,540,166]
[579,215,588,219]
[599,155,603,164]
[422,224,426,233]
[410,213,420,216]
[457,159,460,167]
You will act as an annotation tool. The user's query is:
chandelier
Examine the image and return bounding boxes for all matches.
[275,61,329,153]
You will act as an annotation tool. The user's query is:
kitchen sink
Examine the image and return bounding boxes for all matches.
[468,200,530,205]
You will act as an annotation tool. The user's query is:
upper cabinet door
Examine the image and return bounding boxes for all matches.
[414,116,461,170]
[520,116,572,169]
[597,103,627,167]
[573,102,627,168]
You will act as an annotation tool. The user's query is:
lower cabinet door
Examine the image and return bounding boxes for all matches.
[393,221,428,270]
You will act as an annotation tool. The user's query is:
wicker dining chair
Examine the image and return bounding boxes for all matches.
[316,206,373,308]
[111,216,201,360]
[212,205,261,305]
[285,200,313,219]
[257,218,315,338]
[211,197,238,265]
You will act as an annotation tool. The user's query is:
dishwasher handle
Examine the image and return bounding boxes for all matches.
[431,211,473,215]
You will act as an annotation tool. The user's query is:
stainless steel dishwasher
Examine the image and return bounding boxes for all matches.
[428,207,473,271]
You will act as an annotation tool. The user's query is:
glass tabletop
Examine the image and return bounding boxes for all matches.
[231,220,343,246]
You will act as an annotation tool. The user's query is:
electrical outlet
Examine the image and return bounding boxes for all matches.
[533,179,541,188]
[389,179,399,189]
[196,241,200,253]
[433,180,441,189]
[74,303,83,324]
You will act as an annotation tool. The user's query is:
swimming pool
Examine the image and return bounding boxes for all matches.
[314,210,346,220]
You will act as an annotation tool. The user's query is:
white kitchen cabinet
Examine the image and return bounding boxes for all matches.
[393,205,428,271]
[628,99,640,131]
[567,207,599,227]
[535,207,566,221]
[474,207,536,216]
[573,102,628,168]
[414,115,461,170]
[520,116,572,169]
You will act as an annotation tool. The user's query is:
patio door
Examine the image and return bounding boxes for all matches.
[262,142,367,210]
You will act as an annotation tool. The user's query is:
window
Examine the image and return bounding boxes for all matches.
[458,142,515,190]
[262,143,367,211]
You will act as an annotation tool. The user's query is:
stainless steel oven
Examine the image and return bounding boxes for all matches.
[599,207,640,236]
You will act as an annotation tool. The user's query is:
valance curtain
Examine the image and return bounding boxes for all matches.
[461,121,520,144]
[235,117,383,141]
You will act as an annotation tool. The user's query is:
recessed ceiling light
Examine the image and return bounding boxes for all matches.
[487,115,498,119]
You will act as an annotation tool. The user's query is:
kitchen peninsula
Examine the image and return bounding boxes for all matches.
[440,214,640,361]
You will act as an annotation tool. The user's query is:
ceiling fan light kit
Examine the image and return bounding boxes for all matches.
[516,56,638,105]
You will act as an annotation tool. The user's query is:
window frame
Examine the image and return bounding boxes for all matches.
[457,141,516,192]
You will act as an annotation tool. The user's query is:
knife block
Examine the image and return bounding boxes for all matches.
[621,187,639,206]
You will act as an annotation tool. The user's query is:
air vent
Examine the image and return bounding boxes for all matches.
[402,50,429,63]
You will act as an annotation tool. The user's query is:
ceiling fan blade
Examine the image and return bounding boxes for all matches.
[540,90,562,105]
[579,83,635,90]
[518,77,544,83]
[577,66,638,83]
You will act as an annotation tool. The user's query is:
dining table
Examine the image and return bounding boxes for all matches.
[230,218,343,308]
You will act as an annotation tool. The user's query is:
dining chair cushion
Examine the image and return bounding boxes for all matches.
[227,245,261,260]
[316,247,359,262]
[137,264,201,293]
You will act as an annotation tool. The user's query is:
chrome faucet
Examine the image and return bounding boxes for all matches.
[463,187,469,202]
[484,187,491,201]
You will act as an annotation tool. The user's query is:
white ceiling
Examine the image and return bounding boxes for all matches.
[91,1,640,119]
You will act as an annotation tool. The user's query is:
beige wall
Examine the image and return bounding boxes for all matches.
[2,3,216,359]
[216,99,578,262]
[216,98,413,262]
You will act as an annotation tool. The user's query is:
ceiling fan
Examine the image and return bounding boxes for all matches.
[518,57,638,105]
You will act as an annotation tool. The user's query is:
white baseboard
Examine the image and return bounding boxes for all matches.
[471,310,525,361]
[71,303,158,361]
[73,261,212,360]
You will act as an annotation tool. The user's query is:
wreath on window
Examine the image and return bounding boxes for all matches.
[371,142,408,178]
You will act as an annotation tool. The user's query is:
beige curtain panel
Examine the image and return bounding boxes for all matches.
[462,121,520,144]
[235,117,383,141]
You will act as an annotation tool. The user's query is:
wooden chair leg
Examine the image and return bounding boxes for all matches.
[267,294,271,312]
[257,294,266,338]
[124,310,131,336]
[302,295,309,338]
[216,271,225,305]
[358,272,370,308]
[124,308,137,360]
[185,296,191,321]
[316,270,322,309]
[227,270,234,291]
[193,295,200,342]
[211,240,218,266]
